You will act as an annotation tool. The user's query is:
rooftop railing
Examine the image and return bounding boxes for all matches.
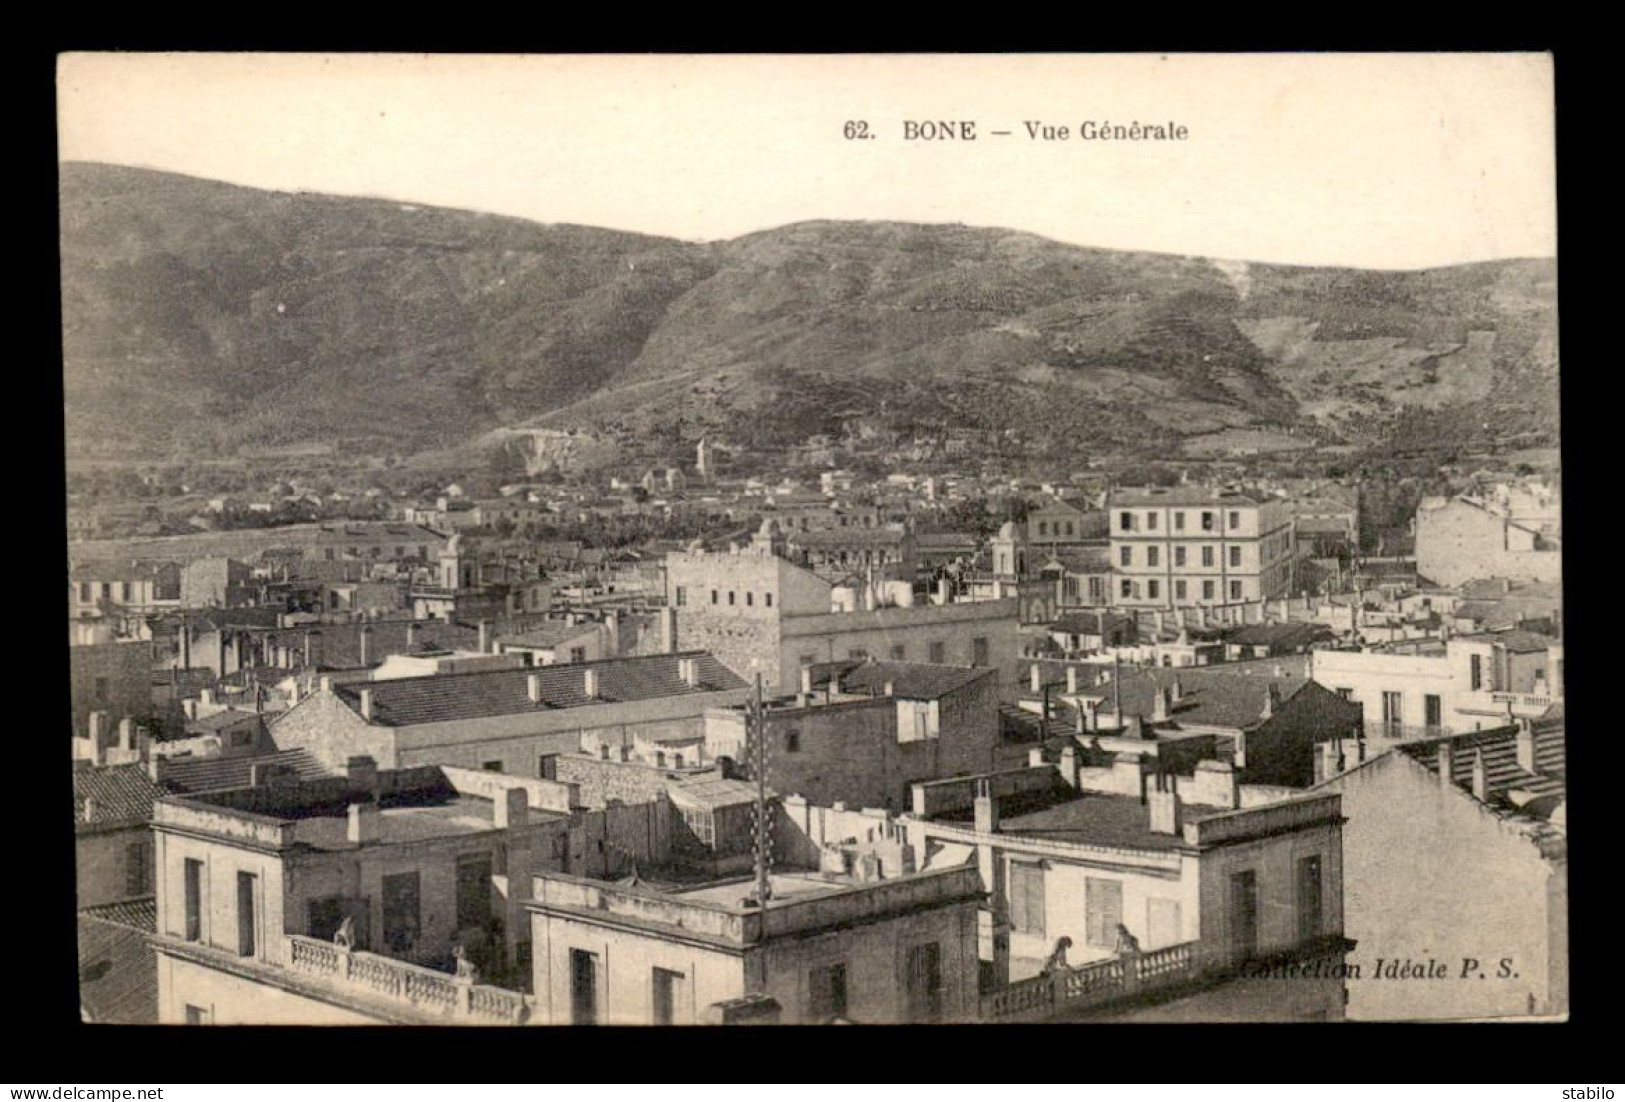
[287,935,529,1025]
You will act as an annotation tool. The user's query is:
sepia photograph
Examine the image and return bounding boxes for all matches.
[58,52,1561,1028]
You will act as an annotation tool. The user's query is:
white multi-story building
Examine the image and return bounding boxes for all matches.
[1106,489,1295,610]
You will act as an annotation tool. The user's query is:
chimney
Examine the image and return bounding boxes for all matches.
[82,797,97,823]
[1471,749,1488,802]
[118,718,136,752]
[1125,714,1144,740]
[1147,781,1183,835]
[358,688,374,721]
[972,779,999,834]
[347,802,382,845]
[528,672,544,704]
[1027,747,1047,768]
[1260,684,1280,721]
[584,668,599,699]
[180,622,192,669]
[830,673,843,697]
[200,688,215,707]
[478,619,491,654]
[883,680,895,697]
[1152,686,1172,724]
[345,755,380,797]
[1436,742,1454,790]
[800,665,814,698]
[1515,718,1537,773]
[1029,664,1042,694]
[936,576,951,605]
[181,700,199,721]
[1059,745,1080,788]
[289,680,302,706]
[320,675,334,693]
[406,621,418,648]
[1066,666,1078,695]
[303,631,313,667]
[680,657,701,689]
[88,710,109,746]
[494,786,529,829]
[1170,675,1183,703]
[662,606,678,654]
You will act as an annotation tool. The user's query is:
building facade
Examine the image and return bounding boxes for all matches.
[1107,489,1295,610]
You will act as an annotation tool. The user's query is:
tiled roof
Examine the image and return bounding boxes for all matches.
[1108,488,1261,507]
[498,623,597,649]
[74,764,163,829]
[1082,666,1332,731]
[1049,611,1135,637]
[1220,622,1335,649]
[1456,629,1558,654]
[185,708,264,735]
[331,652,747,726]
[78,902,158,1024]
[157,748,331,794]
[823,661,995,701]
[1398,725,1566,806]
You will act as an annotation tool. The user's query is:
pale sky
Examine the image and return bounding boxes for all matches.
[57,53,1556,269]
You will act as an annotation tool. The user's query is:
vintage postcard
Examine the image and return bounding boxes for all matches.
[60,52,1560,1025]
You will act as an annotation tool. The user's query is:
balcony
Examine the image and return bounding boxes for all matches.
[287,935,530,1025]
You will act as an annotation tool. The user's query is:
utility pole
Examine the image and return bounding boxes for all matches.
[751,670,771,909]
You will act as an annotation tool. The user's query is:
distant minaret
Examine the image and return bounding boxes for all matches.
[696,436,714,481]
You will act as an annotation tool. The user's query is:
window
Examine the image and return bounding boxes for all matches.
[675,586,687,607]
[1297,855,1324,942]
[183,1005,210,1026]
[1202,580,1215,601]
[1335,687,1353,700]
[799,653,818,668]
[808,962,848,1022]
[1119,512,1133,532]
[1147,546,1160,568]
[1469,654,1483,691]
[456,855,493,932]
[764,593,773,607]
[1174,512,1186,531]
[710,589,718,605]
[570,949,599,1026]
[183,859,203,942]
[382,871,422,954]
[1229,545,1242,568]
[1201,546,1214,567]
[1381,691,1403,732]
[569,646,587,664]
[848,648,868,661]
[125,842,149,896]
[1085,877,1123,948]
[673,753,685,769]
[928,641,946,664]
[727,591,735,605]
[1229,870,1259,960]
[746,592,754,607]
[1175,580,1187,600]
[1174,546,1186,567]
[1146,512,1158,531]
[1424,694,1442,728]
[1121,580,1134,599]
[539,754,558,780]
[1064,522,1074,536]
[483,760,504,773]
[1009,862,1045,936]
[78,581,91,602]
[1229,581,1243,601]
[1148,580,1160,600]
[656,751,667,768]
[1201,512,1215,532]
[906,942,944,1022]
[890,644,907,660]
[1038,521,1048,536]
[971,637,989,666]
[1120,547,1133,567]
[652,967,686,1025]
[785,729,801,753]
[1228,511,1241,530]
[236,872,257,957]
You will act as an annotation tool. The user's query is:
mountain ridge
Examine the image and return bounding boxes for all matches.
[60,162,1558,466]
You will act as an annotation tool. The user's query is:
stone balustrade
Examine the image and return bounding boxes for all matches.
[286,934,529,1024]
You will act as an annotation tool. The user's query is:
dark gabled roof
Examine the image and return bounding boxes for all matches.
[157,748,331,795]
[1041,548,1112,575]
[74,764,163,829]
[331,652,747,726]
[184,708,264,735]
[497,622,598,650]
[996,791,1228,851]
[1108,488,1262,507]
[821,661,995,701]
